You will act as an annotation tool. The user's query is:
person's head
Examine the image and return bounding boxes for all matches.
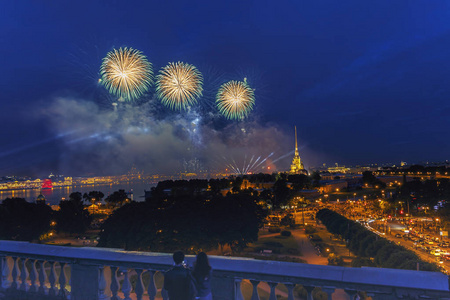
[193,252,211,277]
[196,252,209,266]
[173,251,185,265]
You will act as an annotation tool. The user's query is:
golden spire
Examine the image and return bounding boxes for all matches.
[290,125,305,174]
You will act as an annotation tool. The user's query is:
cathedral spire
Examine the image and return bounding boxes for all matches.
[290,125,305,174]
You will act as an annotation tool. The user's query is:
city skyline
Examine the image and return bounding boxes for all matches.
[2,1,450,176]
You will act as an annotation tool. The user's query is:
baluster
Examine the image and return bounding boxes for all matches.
[305,285,315,300]
[322,286,336,300]
[99,266,111,300]
[11,257,20,290]
[250,280,260,300]
[1,256,12,289]
[110,266,120,300]
[146,270,157,300]
[161,287,169,300]
[58,262,68,297]
[48,261,58,296]
[38,261,47,295]
[268,282,278,300]
[29,259,39,293]
[285,283,295,300]
[67,264,71,296]
[234,278,245,300]
[135,269,144,300]
[19,258,29,291]
[121,269,132,300]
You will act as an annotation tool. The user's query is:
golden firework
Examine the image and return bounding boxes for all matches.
[100,47,153,101]
[216,79,255,120]
[156,62,203,111]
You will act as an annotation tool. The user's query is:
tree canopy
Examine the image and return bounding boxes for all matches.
[104,189,129,208]
[55,195,92,234]
[83,191,105,205]
[98,191,267,253]
[0,198,52,241]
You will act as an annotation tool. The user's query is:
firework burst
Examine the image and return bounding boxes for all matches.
[216,79,255,120]
[156,62,203,111]
[100,47,153,101]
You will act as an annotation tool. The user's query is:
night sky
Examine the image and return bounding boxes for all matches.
[2,1,450,176]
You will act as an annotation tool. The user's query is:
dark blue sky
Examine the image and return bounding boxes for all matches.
[2,1,450,176]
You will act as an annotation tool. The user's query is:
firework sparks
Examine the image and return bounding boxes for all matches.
[156,62,203,111]
[216,79,255,120]
[100,47,153,101]
[220,152,274,175]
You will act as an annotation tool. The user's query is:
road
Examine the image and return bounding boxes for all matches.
[337,202,450,274]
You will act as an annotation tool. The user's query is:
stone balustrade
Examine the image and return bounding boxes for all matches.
[1,240,449,300]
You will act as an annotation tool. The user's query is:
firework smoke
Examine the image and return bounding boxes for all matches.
[40,97,294,176]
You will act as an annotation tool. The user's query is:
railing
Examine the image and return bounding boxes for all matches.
[1,240,449,300]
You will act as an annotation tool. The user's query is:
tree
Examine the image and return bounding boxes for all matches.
[351,257,375,267]
[83,191,105,205]
[69,192,83,204]
[105,189,129,208]
[98,190,267,253]
[280,213,295,227]
[384,251,418,269]
[287,174,311,191]
[327,253,344,266]
[272,179,290,208]
[362,171,386,188]
[311,171,321,187]
[232,177,243,193]
[0,198,52,241]
[55,198,92,234]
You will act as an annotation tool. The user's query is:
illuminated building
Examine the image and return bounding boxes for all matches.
[41,179,53,189]
[290,126,306,174]
[327,163,351,173]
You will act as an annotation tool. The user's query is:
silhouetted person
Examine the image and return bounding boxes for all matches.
[192,252,213,300]
[163,251,197,300]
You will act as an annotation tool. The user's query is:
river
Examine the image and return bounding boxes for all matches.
[0,180,157,205]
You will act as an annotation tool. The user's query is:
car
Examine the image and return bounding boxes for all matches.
[395,233,402,238]
[442,254,450,261]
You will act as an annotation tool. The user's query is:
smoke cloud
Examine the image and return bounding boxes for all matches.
[40,97,295,176]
